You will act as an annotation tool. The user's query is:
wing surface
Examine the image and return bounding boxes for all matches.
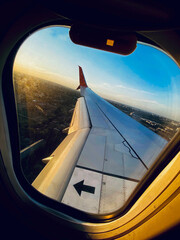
[33,66,167,214]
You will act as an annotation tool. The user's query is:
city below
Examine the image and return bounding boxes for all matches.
[109,100,180,141]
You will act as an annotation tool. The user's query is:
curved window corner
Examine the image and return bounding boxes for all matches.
[12,25,180,217]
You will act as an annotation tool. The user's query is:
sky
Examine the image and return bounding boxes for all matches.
[14,26,180,121]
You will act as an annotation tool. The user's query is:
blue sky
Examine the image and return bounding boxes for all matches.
[14,26,180,121]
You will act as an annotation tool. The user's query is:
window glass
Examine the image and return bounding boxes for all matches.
[13,26,180,215]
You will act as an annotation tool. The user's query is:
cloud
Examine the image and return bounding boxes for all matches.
[133,98,158,104]
[47,27,70,43]
[114,94,158,105]
[58,33,69,42]
[115,84,155,95]
[33,66,46,72]
[102,82,111,87]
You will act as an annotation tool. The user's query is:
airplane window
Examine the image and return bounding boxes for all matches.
[13,26,180,215]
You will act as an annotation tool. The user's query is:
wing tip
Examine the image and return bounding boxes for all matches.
[79,66,88,88]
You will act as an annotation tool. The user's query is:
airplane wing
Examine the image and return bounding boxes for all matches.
[32,66,167,214]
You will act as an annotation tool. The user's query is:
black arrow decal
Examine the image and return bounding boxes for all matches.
[73,180,95,196]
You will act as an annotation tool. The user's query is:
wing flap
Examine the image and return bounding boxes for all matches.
[32,96,91,201]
